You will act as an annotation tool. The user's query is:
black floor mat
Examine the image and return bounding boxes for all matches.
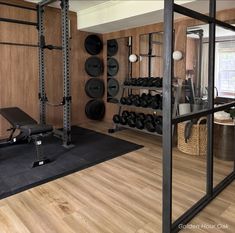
[0,126,142,200]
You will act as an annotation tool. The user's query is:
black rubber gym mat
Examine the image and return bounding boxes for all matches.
[0,126,142,200]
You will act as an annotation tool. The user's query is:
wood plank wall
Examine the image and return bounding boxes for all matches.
[0,1,234,135]
[102,8,235,122]
[0,0,102,137]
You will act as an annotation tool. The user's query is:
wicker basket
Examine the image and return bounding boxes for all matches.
[177,117,207,156]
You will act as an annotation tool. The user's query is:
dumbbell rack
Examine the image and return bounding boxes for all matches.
[109,84,164,136]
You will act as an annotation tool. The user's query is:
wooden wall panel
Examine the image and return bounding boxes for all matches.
[0,0,93,137]
[103,23,164,122]
[1,1,235,134]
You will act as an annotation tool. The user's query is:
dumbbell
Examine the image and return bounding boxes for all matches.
[124,79,131,86]
[130,78,137,86]
[136,78,144,86]
[113,114,121,124]
[150,94,162,109]
[118,110,130,125]
[155,116,163,135]
[140,93,153,108]
[135,113,146,129]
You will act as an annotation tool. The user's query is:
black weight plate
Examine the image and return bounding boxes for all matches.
[85,34,103,55]
[107,39,118,56]
[85,78,105,98]
[107,58,119,76]
[107,78,119,97]
[85,57,103,77]
[85,99,105,120]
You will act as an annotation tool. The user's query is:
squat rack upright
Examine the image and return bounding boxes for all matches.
[0,0,72,147]
[38,0,72,147]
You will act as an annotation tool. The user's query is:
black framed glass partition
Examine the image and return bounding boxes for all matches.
[162,0,235,232]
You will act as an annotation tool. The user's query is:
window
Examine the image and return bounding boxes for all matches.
[215,43,235,98]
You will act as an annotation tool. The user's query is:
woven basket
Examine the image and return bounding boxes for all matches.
[177,117,207,156]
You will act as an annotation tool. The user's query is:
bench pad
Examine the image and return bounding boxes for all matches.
[0,107,37,128]
[20,124,53,136]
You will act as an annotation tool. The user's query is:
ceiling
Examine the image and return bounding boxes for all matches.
[26,1,235,33]
[27,0,109,11]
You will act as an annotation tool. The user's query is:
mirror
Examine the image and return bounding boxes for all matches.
[186,24,235,102]
[107,37,131,103]
[139,32,163,78]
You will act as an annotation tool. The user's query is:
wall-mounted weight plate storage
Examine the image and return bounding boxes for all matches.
[85,99,105,120]
[107,58,119,76]
[84,34,103,55]
[85,56,103,77]
[107,39,118,57]
[107,78,120,97]
[85,78,105,98]
[84,34,105,121]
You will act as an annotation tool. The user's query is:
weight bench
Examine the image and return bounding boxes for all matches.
[0,107,53,167]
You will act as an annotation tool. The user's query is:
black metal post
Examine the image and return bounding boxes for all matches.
[162,0,174,232]
[206,0,216,197]
[148,33,152,78]
[38,5,47,124]
[61,0,72,147]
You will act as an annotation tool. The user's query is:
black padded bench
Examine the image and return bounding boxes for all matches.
[0,107,53,167]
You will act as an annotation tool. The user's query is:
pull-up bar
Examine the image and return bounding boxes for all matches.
[0,17,38,27]
[0,1,37,11]
[0,41,62,50]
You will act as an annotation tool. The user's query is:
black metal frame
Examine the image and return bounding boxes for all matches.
[37,0,72,147]
[163,1,235,233]
[0,0,72,147]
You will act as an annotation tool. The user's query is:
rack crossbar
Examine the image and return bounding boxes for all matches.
[0,17,38,26]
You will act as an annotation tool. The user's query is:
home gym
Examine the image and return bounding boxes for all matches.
[0,0,235,233]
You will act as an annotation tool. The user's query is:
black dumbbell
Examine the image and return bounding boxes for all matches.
[136,78,144,86]
[133,96,141,107]
[120,97,127,105]
[150,94,162,109]
[127,118,136,127]
[124,79,131,86]
[145,114,154,122]
[122,110,130,118]
[130,78,137,86]
[154,77,163,87]
[113,114,121,124]
[155,116,163,134]
[120,117,127,125]
[145,120,156,132]
[137,113,146,121]
[129,111,136,119]
[142,78,149,87]
[136,118,145,129]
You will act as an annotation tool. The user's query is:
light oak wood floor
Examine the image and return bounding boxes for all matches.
[0,122,234,233]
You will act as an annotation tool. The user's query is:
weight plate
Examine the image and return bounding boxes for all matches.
[107,58,119,76]
[85,99,105,120]
[85,78,105,98]
[85,34,103,55]
[85,57,103,77]
[107,39,118,56]
[107,78,119,97]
